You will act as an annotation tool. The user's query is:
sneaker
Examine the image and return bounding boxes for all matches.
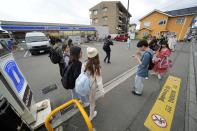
[108,61,111,64]
[158,74,162,80]
[83,103,90,107]
[90,111,97,121]
[132,91,142,96]
[145,77,149,80]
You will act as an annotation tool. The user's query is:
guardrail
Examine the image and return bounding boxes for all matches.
[45,99,93,131]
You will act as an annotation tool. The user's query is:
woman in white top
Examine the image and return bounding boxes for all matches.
[81,47,105,121]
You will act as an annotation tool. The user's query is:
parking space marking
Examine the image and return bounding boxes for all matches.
[24,51,29,58]
[144,76,181,131]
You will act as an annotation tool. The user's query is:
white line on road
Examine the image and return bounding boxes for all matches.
[24,51,29,58]
[52,65,138,128]
[194,52,197,56]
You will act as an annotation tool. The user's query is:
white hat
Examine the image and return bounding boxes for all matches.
[87,47,98,58]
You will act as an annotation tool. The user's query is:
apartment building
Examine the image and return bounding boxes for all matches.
[89,1,131,34]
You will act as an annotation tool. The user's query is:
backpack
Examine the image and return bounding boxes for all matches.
[61,63,75,89]
[147,52,155,70]
[103,41,108,51]
[75,72,91,96]
[49,47,61,64]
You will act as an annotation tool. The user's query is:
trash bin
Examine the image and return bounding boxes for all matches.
[0,97,22,130]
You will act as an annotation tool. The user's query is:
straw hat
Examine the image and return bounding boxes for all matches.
[87,47,98,58]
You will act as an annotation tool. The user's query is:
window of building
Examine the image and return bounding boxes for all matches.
[94,18,98,23]
[176,18,185,24]
[93,10,98,15]
[158,19,167,25]
[102,7,108,12]
[143,32,149,36]
[144,22,151,28]
[103,16,108,21]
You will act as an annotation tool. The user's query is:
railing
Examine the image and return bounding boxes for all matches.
[45,99,93,131]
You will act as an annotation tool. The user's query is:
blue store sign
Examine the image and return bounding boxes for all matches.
[4,60,25,93]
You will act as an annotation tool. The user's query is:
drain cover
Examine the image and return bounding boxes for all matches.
[42,84,58,94]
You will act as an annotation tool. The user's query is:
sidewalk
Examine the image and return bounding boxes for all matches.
[59,43,190,131]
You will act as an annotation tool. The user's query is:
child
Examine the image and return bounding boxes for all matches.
[132,40,152,96]
[153,40,172,79]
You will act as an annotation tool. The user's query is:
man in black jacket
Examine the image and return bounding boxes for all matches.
[103,35,113,64]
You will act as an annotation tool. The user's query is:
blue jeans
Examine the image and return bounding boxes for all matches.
[134,75,144,94]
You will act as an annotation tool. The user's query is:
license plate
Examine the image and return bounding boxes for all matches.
[40,50,44,53]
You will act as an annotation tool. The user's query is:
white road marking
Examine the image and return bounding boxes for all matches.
[194,52,197,56]
[23,51,29,58]
[52,65,138,128]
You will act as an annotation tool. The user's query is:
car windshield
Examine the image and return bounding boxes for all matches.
[26,36,48,43]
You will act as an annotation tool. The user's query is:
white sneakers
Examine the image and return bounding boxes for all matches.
[158,74,162,79]
[90,111,97,121]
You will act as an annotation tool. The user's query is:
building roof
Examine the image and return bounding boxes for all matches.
[0,20,96,31]
[139,6,197,21]
[89,1,131,17]
[164,6,197,16]
[139,10,172,21]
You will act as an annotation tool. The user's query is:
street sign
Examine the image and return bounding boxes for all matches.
[4,60,25,93]
[144,76,181,131]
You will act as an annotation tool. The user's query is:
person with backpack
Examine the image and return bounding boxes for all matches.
[132,40,153,96]
[76,47,104,121]
[103,35,113,64]
[62,46,82,99]
[153,40,172,79]
[49,42,65,77]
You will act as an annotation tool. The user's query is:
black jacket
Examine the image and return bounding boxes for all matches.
[103,39,113,52]
[66,60,82,89]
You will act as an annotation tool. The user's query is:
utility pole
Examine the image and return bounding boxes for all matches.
[126,0,130,34]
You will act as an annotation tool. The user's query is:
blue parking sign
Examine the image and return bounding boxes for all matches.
[4,60,25,93]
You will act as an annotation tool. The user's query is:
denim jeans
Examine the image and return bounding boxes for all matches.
[134,75,144,94]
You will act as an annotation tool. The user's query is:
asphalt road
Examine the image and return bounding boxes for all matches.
[13,41,138,108]
[55,42,190,131]
[13,41,190,131]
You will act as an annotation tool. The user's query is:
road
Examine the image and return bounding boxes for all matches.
[13,41,190,131]
[14,41,138,108]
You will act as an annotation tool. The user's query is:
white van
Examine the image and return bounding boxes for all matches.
[25,32,50,55]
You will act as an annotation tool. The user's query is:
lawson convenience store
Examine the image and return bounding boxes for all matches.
[0,20,96,41]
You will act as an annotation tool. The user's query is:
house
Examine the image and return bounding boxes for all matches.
[137,6,197,40]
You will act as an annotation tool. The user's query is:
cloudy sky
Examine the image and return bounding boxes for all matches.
[0,0,196,25]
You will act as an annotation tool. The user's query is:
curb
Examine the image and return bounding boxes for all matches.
[185,42,197,131]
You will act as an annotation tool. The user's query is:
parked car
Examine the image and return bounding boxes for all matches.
[25,32,50,55]
[114,35,128,42]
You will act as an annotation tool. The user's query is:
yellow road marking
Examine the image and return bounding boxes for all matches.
[144,76,181,131]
